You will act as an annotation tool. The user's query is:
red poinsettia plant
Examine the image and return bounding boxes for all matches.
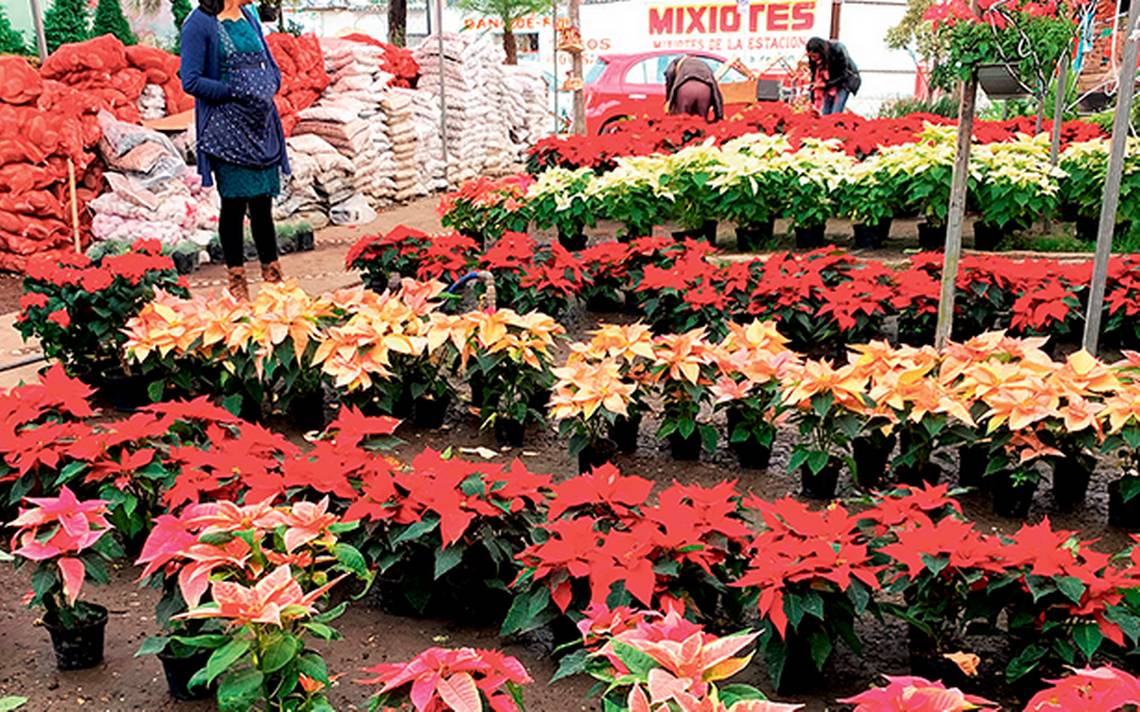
[439,174,532,243]
[360,646,532,712]
[16,238,187,380]
[8,486,122,629]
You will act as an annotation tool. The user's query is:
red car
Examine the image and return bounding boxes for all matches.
[584,50,781,134]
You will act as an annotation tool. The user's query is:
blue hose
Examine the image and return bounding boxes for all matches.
[446,271,482,294]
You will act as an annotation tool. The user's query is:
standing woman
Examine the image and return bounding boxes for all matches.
[805,37,861,116]
[181,0,289,300]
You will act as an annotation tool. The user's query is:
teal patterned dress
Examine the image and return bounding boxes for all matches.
[213,17,282,200]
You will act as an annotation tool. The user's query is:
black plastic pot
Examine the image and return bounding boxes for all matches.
[622,223,653,241]
[297,229,315,252]
[958,443,989,488]
[793,224,825,249]
[389,385,414,419]
[917,221,944,251]
[528,388,552,413]
[1076,215,1098,242]
[992,476,1038,519]
[610,414,641,454]
[44,605,107,671]
[243,241,258,261]
[735,221,774,251]
[585,292,626,313]
[623,290,644,316]
[578,439,618,474]
[171,251,197,275]
[726,409,772,470]
[973,221,1004,251]
[668,432,703,461]
[288,388,327,432]
[494,418,525,447]
[876,217,893,241]
[207,240,226,264]
[411,393,451,429]
[558,231,588,251]
[159,650,211,701]
[277,232,298,255]
[1108,478,1140,531]
[1051,456,1092,511]
[91,366,153,413]
[896,462,942,488]
[851,433,897,490]
[852,222,883,250]
[462,231,486,250]
[672,220,718,246]
[800,461,840,500]
[238,394,264,424]
[468,371,485,409]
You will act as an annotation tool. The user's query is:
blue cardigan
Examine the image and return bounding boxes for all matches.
[180,6,291,187]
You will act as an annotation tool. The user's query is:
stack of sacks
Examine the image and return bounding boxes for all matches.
[381,89,423,202]
[341,33,420,87]
[137,84,166,121]
[414,33,511,183]
[292,100,380,215]
[40,35,192,123]
[0,56,104,272]
[407,89,447,193]
[89,110,215,247]
[265,33,330,135]
[502,65,551,159]
[276,133,353,228]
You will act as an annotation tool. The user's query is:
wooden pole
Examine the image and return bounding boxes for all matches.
[1049,49,1069,166]
[569,0,585,135]
[933,69,979,349]
[436,0,449,186]
[1082,0,1140,354]
[552,0,559,134]
[67,159,80,253]
[28,0,47,63]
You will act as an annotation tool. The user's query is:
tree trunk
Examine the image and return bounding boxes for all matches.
[503,26,518,64]
[388,0,407,47]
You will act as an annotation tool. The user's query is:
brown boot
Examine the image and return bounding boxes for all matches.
[227,266,249,301]
[261,260,284,284]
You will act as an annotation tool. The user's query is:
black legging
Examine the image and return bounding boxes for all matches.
[219,195,278,268]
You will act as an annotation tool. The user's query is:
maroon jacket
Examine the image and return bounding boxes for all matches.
[664,56,725,121]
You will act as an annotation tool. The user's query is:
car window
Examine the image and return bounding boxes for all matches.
[696,57,748,83]
[625,55,679,85]
[585,59,607,85]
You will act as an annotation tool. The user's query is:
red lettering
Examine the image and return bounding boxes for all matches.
[719,6,741,32]
[748,4,765,32]
[791,2,814,29]
[767,2,789,31]
[686,6,708,32]
[648,7,673,35]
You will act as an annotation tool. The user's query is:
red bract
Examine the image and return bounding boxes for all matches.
[360,646,532,712]
[1025,665,1140,711]
[839,675,997,711]
[546,463,653,522]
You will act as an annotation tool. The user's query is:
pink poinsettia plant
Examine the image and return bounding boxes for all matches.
[839,675,997,711]
[359,646,532,711]
[8,486,121,628]
[1024,665,1140,711]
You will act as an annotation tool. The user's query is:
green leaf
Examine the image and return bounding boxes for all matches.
[550,648,590,683]
[392,518,440,546]
[302,622,340,641]
[1056,576,1088,606]
[217,668,264,712]
[434,545,465,580]
[610,640,660,679]
[333,543,369,579]
[135,636,169,657]
[260,633,300,673]
[202,638,251,685]
[1073,623,1104,661]
[718,684,765,706]
[806,450,830,476]
[0,697,28,712]
[501,586,552,637]
[808,629,832,670]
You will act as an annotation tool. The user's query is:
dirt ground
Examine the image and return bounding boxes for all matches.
[0,199,1127,711]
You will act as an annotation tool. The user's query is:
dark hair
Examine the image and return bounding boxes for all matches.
[805,37,827,55]
[198,0,224,15]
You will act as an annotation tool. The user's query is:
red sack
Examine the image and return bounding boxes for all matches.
[0,56,44,105]
[42,34,128,79]
[0,190,66,220]
[110,68,147,100]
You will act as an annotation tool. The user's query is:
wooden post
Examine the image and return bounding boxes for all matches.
[933,69,979,349]
[1082,0,1140,354]
[1049,49,1069,166]
[29,0,47,63]
[569,0,585,135]
[436,0,449,185]
[67,159,80,253]
[552,0,560,134]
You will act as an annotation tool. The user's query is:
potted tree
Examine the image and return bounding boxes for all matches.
[9,487,121,670]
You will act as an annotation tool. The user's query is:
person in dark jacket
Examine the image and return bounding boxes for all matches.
[664,55,725,122]
[805,37,861,115]
[181,0,289,300]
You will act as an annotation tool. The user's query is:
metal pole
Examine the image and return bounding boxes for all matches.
[29,0,47,62]
[552,0,559,134]
[1049,49,1069,166]
[1082,0,1140,354]
[934,68,979,349]
[436,0,449,186]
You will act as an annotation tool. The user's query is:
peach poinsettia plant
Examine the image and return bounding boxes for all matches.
[134,498,372,712]
[8,486,122,629]
[360,646,532,711]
